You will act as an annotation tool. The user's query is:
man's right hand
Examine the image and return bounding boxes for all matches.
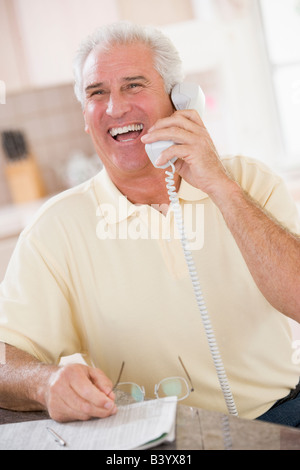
[41,363,117,422]
[0,344,117,423]
[43,364,117,422]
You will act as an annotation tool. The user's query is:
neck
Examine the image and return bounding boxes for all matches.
[106,166,181,212]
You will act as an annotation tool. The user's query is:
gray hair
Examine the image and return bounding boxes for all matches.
[73,22,184,107]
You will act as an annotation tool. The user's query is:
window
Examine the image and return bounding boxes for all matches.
[260,0,300,169]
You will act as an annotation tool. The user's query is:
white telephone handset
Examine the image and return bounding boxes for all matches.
[145,82,205,168]
[144,83,238,417]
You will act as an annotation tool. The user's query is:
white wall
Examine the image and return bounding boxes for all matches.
[161,3,284,170]
[1,0,295,172]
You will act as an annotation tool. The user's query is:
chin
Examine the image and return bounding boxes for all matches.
[112,155,151,173]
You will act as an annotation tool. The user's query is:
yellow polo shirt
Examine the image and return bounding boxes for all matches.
[0,155,299,419]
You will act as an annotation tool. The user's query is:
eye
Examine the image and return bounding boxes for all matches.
[127,83,143,91]
[91,89,105,96]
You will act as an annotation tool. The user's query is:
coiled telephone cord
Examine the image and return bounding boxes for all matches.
[165,163,238,417]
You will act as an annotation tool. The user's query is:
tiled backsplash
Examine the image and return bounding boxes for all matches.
[0,83,98,206]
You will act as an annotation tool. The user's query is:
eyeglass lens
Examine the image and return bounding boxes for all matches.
[113,357,193,402]
[117,383,145,402]
[157,378,187,399]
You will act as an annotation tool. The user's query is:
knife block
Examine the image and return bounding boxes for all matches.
[4,155,46,204]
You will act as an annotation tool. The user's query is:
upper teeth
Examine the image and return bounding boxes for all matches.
[109,124,143,137]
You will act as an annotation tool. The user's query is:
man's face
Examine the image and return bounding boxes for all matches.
[82,42,174,176]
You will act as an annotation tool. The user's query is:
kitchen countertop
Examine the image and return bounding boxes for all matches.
[0,197,49,240]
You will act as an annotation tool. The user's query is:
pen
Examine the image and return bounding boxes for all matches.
[46,426,66,447]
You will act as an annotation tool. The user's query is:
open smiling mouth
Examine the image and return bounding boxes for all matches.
[109,124,144,142]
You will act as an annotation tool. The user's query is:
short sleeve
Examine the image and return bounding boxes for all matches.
[262,177,300,236]
[223,155,300,235]
[0,232,82,364]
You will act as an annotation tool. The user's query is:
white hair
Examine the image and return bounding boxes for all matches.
[73,22,184,107]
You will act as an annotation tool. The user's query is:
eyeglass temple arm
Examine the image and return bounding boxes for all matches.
[178,356,194,392]
[112,358,193,393]
[112,361,125,391]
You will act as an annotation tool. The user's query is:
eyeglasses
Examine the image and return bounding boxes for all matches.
[113,356,194,402]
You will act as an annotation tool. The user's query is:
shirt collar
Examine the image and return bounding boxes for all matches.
[94,168,208,225]
[177,177,208,202]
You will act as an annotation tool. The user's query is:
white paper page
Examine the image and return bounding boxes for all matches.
[0,396,177,450]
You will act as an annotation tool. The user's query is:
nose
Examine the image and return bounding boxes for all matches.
[106,91,131,119]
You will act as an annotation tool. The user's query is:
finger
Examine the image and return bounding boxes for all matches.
[47,375,97,422]
[69,367,115,410]
[88,367,115,398]
[49,364,117,421]
[175,108,204,124]
[147,109,203,133]
[142,127,198,148]
[49,383,116,422]
[154,134,218,166]
[142,114,204,148]
[68,386,117,420]
[64,378,117,421]
[154,144,193,167]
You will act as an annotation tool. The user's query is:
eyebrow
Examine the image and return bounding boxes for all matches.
[123,75,149,83]
[85,82,104,93]
[85,76,150,94]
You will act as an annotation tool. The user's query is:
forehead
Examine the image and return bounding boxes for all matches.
[82,42,159,86]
